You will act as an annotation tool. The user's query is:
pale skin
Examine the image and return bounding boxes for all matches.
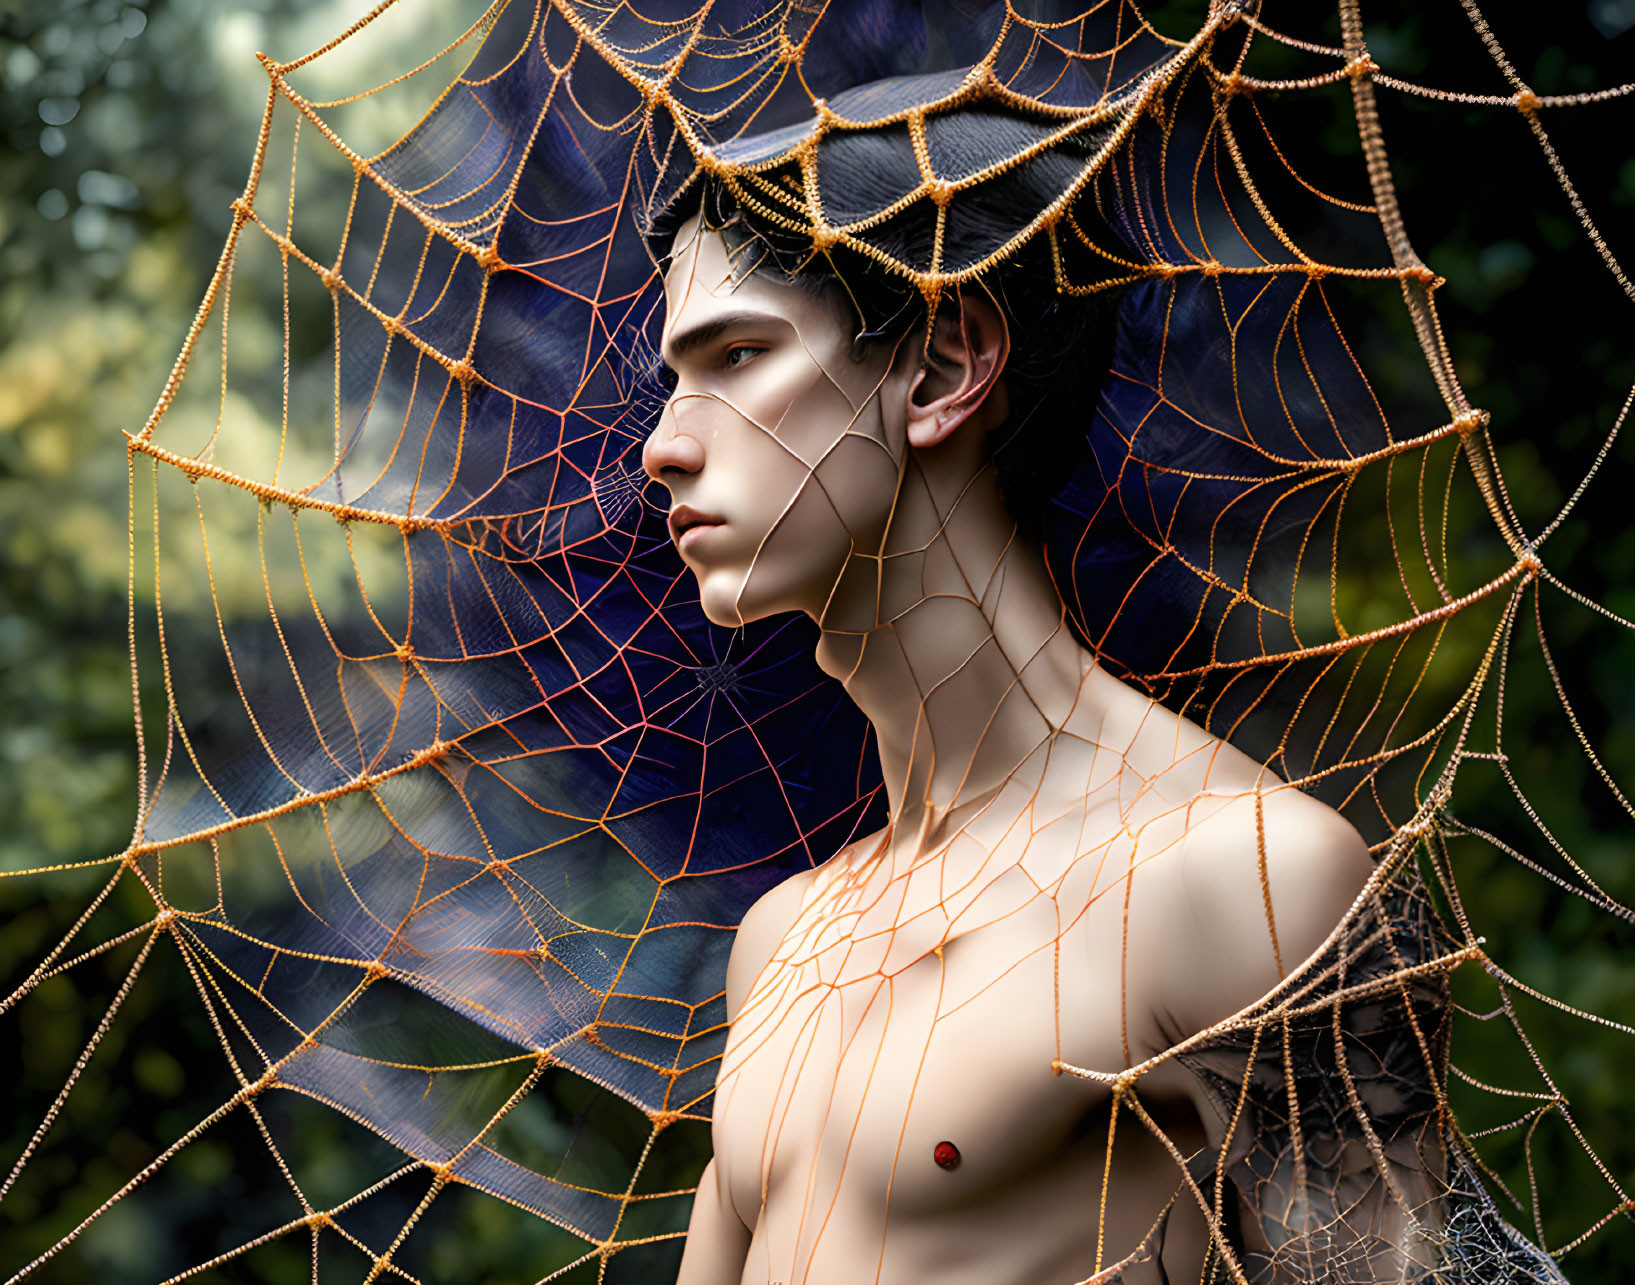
[644,218,1381,1285]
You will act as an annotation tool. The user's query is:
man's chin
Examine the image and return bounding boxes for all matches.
[696,571,799,630]
[696,574,753,629]
[698,601,749,629]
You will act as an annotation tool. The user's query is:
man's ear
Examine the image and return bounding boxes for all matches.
[904,289,1010,449]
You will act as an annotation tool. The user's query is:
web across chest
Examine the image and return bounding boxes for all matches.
[712,890,1127,1227]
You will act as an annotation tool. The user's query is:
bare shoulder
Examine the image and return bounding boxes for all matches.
[1182,785,1375,921]
[1142,783,1376,1045]
[723,830,878,1021]
[725,869,814,1022]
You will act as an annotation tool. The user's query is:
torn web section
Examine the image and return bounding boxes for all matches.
[1174,875,1567,1285]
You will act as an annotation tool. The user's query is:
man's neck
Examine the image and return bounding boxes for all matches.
[811,459,1111,864]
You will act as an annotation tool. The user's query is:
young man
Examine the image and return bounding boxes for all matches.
[645,208,1377,1285]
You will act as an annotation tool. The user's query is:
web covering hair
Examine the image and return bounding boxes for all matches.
[1,1,1632,1282]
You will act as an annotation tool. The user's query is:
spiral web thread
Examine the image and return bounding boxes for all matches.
[2,1,1633,1281]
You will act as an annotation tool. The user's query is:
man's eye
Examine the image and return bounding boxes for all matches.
[724,345,763,369]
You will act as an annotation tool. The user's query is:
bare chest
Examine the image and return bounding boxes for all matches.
[711,865,1135,1234]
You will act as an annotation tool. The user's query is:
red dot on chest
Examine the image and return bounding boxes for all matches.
[933,1140,960,1170]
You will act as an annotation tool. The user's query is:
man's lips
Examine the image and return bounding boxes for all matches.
[668,504,726,546]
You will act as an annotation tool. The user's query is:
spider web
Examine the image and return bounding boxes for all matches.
[2,1,1633,1281]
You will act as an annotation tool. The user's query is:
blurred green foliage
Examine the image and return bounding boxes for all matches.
[0,0,1632,1281]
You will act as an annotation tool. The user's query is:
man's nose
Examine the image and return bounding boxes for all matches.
[642,398,706,486]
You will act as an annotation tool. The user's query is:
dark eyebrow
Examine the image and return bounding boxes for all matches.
[662,309,783,365]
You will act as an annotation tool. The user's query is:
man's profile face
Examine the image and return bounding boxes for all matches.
[643,217,910,628]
